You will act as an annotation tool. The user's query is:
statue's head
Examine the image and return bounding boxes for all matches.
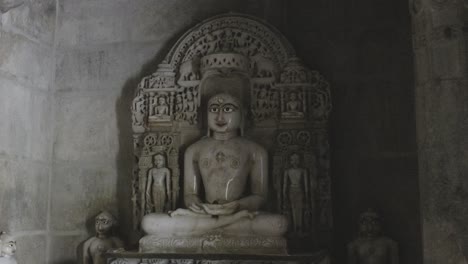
[290,153,301,167]
[95,211,116,236]
[0,232,16,257]
[289,92,297,101]
[358,209,381,238]
[158,96,167,105]
[153,154,166,168]
[207,93,242,135]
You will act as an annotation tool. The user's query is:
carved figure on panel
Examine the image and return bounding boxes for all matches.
[140,92,288,254]
[82,211,124,264]
[282,153,309,234]
[0,232,16,264]
[146,154,171,213]
[286,92,302,113]
[347,209,398,264]
[132,88,147,132]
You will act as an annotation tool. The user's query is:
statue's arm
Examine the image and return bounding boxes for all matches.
[165,169,171,200]
[184,144,202,208]
[146,170,153,196]
[82,238,93,264]
[238,145,268,211]
[303,169,309,199]
[282,170,288,201]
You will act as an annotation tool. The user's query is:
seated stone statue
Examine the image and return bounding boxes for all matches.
[0,232,16,264]
[82,211,124,264]
[347,209,398,264]
[140,93,288,254]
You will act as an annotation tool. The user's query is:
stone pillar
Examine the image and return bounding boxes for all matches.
[410,0,468,263]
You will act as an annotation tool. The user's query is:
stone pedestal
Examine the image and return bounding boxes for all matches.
[106,251,330,264]
[139,234,288,255]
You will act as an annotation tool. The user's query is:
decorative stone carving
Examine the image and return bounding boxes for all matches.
[140,93,288,254]
[133,132,180,226]
[0,232,16,264]
[282,153,312,234]
[146,154,172,213]
[0,0,23,13]
[131,13,332,254]
[273,130,326,238]
[347,209,399,264]
[82,211,124,264]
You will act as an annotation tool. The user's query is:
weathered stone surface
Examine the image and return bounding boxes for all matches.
[49,234,88,264]
[0,79,53,161]
[0,30,54,91]
[0,0,56,44]
[50,162,117,231]
[53,91,121,162]
[56,0,268,47]
[0,158,49,231]
[15,234,47,264]
[55,43,160,92]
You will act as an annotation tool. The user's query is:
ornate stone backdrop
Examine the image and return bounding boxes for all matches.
[131,13,332,248]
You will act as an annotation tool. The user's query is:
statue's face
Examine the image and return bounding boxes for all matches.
[207,94,241,133]
[359,215,381,238]
[1,240,16,257]
[290,92,297,101]
[290,154,300,167]
[154,155,165,168]
[158,97,166,105]
[95,213,113,235]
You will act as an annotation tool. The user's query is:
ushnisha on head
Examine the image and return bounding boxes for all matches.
[207,93,244,138]
[0,232,16,257]
[95,211,117,237]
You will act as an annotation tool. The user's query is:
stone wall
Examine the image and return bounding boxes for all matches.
[0,0,56,263]
[411,0,468,263]
[51,0,283,262]
[284,0,422,263]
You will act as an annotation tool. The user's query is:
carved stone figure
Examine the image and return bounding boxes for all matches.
[82,211,124,264]
[286,92,302,113]
[0,0,23,13]
[0,232,16,264]
[155,97,169,115]
[146,154,171,213]
[140,92,288,254]
[347,209,398,264]
[283,153,308,234]
[131,89,147,132]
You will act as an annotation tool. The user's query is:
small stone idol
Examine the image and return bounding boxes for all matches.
[82,211,124,264]
[347,209,398,264]
[0,232,17,264]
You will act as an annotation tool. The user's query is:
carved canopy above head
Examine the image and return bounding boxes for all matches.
[165,13,295,70]
[132,13,331,132]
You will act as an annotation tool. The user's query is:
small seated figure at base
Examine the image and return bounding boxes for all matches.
[82,211,124,264]
[347,209,398,264]
[141,92,288,254]
[0,232,16,264]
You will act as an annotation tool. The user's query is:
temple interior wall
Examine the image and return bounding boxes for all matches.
[4,0,468,264]
[284,1,422,263]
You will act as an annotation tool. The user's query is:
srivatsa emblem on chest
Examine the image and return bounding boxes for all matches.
[200,150,240,170]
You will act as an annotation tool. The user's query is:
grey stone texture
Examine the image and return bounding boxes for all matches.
[284,0,421,263]
[0,0,284,263]
[411,0,468,263]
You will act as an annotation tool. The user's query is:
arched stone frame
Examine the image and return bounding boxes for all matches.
[131,13,332,246]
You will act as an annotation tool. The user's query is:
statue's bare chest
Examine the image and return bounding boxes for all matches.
[198,142,249,174]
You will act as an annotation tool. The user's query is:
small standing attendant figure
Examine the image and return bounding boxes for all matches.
[282,153,309,234]
[0,232,17,264]
[348,209,399,264]
[146,154,171,213]
[82,211,124,264]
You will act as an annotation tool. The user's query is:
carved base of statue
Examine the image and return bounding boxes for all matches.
[139,211,289,255]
